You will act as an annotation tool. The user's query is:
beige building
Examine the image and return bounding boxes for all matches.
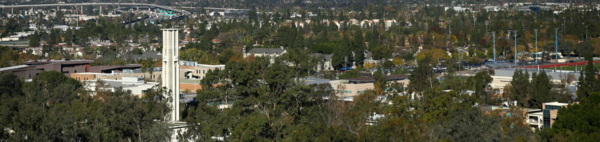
[180,61,225,80]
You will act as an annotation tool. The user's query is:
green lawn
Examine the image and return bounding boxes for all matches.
[545,63,600,71]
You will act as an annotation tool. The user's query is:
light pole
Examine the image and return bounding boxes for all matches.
[534,29,538,64]
[555,28,558,60]
[485,20,489,33]
[563,17,565,37]
[514,30,518,66]
[448,19,452,49]
[586,26,589,41]
[492,31,496,63]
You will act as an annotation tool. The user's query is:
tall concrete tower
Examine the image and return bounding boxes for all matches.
[162,29,180,122]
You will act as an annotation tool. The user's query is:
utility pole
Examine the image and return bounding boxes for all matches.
[535,29,538,64]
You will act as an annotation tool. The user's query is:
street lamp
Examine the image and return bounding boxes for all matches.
[582,22,589,41]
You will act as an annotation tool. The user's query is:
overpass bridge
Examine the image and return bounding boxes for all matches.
[0,3,190,15]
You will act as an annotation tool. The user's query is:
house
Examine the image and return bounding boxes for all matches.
[310,53,333,72]
[244,47,287,63]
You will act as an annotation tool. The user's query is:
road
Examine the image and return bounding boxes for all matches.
[0,2,190,15]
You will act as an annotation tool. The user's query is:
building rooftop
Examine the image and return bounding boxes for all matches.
[309,53,332,61]
[126,51,162,60]
[544,102,570,106]
[0,65,29,72]
[247,48,286,55]
[347,74,408,84]
[22,59,94,65]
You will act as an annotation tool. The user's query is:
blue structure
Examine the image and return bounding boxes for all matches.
[339,67,353,71]
[493,32,496,63]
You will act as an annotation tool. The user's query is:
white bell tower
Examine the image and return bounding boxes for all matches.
[161,29,180,122]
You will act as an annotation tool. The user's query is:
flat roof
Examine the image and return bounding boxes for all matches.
[23,60,94,65]
[87,79,159,88]
[528,112,544,116]
[0,65,29,72]
[544,102,570,106]
[196,64,225,68]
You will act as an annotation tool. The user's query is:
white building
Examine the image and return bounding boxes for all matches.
[82,77,159,97]
[244,47,287,64]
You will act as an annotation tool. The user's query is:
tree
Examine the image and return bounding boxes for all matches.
[217,48,239,64]
[408,56,439,93]
[332,36,353,69]
[576,55,600,100]
[558,40,574,57]
[544,92,600,141]
[373,68,386,95]
[132,48,143,55]
[64,29,73,47]
[577,41,593,58]
[508,69,530,107]
[468,70,493,104]
[530,70,553,108]
[29,32,40,47]
[372,46,392,60]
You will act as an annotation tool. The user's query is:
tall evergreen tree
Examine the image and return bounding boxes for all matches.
[577,54,600,100]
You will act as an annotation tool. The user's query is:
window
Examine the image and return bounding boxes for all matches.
[203,70,205,74]
[545,105,561,110]
[543,109,551,128]
[74,70,77,73]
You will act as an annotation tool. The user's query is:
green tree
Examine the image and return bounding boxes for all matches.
[372,46,392,60]
[577,41,593,58]
[468,70,493,104]
[29,32,40,47]
[544,92,600,141]
[217,48,239,64]
[132,48,143,55]
[508,69,530,107]
[576,55,600,100]
[529,70,553,108]
[64,29,73,47]
[408,56,439,93]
